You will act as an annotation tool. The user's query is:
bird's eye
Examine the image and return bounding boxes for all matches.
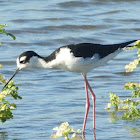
[20,60,26,64]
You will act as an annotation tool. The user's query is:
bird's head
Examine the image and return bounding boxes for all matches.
[17,51,40,70]
[2,51,40,91]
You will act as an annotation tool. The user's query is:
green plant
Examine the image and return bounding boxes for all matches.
[105,40,140,121]
[0,24,16,45]
[50,122,82,140]
[125,40,140,72]
[0,24,21,122]
[0,77,22,122]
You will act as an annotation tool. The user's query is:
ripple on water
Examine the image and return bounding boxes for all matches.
[0,0,140,140]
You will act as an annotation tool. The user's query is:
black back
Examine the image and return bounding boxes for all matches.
[65,40,136,58]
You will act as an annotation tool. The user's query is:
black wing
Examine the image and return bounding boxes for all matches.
[66,40,136,59]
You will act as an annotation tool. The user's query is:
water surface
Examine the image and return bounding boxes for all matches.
[0,0,140,139]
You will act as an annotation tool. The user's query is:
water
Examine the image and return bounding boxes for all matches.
[0,0,140,139]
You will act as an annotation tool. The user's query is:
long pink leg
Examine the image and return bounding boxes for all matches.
[82,73,96,131]
[82,76,90,132]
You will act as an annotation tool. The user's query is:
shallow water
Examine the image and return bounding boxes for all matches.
[0,0,140,139]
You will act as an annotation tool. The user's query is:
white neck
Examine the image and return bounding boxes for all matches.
[29,56,59,69]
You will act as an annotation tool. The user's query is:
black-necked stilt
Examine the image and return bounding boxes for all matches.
[2,40,136,132]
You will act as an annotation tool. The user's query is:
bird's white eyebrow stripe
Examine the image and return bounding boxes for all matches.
[19,56,27,62]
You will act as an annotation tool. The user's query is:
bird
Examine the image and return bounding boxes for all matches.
[1,39,137,133]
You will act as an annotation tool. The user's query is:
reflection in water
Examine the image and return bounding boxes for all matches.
[93,129,96,140]
[126,124,140,139]
[0,132,8,140]
[82,129,96,140]
[108,112,140,139]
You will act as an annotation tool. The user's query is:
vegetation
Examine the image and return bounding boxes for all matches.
[50,122,82,140]
[0,24,21,123]
[105,40,140,121]
[0,24,16,45]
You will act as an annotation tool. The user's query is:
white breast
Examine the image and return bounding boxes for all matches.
[45,48,98,73]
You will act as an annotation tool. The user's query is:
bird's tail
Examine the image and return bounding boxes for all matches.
[117,40,137,49]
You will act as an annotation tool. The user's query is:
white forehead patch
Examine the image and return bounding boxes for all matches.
[19,56,27,62]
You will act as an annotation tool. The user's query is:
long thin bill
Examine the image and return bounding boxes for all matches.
[1,68,20,91]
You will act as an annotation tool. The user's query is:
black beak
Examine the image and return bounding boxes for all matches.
[1,68,20,91]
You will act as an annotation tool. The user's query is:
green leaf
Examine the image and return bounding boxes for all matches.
[6,33,16,40]
[0,24,16,46]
